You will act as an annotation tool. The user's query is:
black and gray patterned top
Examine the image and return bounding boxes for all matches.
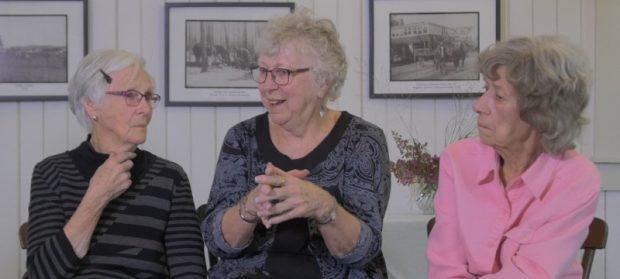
[203,112,391,279]
[26,139,207,278]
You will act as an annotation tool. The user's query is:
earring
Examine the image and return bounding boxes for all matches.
[92,115,98,121]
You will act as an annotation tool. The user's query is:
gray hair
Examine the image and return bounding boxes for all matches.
[255,9,347,102]
[479,35,591,155]
[68,49,151,131]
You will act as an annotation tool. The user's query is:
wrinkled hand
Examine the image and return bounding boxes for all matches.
[88,149,136,202]
[252,163,334,228]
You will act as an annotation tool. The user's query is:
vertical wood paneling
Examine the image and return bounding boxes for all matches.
[68,113,86,149]
[118,0,142,53]
[557,0,581,42]
[166,107,192,175]
[141,0,168,158]
[360,0,388,146]
[0,103,20,279]
[532,0,557,35]
[1,1,617,278]
[385,96,414,215]
[593,0,620,162]
[506,0,533,37]
[579,0,595,158]
[411,99,437,149]
[43,102,69,156]
[19,103,44,221]
[90,0,118,49]
[557,0,586,152]
[336,0,363,116]
[590,195,606,279]
[18,102,44,275]
[605,192,620,278]
[190,107,217,206]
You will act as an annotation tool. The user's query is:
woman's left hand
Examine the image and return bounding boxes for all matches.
[254,163,335,228]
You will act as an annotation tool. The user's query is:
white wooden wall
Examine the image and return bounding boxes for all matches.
[0,0,617,278]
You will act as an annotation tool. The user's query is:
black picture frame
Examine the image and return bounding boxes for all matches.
[165,2,295,106]
[0,0,87,101]
[369,0,500,98]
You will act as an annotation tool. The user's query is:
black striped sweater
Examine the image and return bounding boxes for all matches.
[26,140,207,278]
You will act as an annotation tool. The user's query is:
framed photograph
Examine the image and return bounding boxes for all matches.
[369,0,500,98]
[0,0,87,101]
[165,2,295,106]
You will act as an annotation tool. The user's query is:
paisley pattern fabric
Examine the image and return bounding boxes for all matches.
[203,112,391,279]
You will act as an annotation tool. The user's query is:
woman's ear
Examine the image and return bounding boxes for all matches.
[83,99,98,120]
[317,80,331,99]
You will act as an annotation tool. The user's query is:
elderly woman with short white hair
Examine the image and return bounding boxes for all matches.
[26,49,206,278]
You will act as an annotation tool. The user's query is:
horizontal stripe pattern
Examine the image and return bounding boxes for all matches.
[26,145,206,278]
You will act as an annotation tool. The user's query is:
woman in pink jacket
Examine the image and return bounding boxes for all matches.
[427,35,601,278]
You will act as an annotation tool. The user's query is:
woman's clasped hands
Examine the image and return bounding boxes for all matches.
[250,163,335,228]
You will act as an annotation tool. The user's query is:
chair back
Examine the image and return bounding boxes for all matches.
[196,204,219,267]
[581,217,608,279]
[19,222,28,249]
[425,217,608,279]
[426,217,435,237]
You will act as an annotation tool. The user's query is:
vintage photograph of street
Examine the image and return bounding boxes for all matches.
[185,20,263,89]
[389,12,479,81]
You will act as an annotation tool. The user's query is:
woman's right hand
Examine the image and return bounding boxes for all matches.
[64,148,135,258]
[88,150,136,202]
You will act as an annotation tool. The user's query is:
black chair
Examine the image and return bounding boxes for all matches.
[196,204,219,267]
[426,217,608,279]
[19,222,28,250]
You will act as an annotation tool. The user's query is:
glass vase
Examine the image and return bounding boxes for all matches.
[411,184,436,215]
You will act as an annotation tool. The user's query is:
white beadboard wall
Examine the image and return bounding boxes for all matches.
[0,0,617,278]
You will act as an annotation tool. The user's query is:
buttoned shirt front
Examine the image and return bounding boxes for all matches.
[427,138,600,278]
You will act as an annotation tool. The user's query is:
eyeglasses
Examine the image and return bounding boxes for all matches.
[105,90,161,107]
[250,66,310,85]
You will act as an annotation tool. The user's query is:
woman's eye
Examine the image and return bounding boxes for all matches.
[274,68,289,77]
[126,91,140,99]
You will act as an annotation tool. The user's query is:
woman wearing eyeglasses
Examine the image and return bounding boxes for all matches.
[202,9,391,279]
[25,49,207,278]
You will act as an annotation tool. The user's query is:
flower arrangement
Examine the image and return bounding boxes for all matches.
[390,97,477,214]
[390,131,440,194]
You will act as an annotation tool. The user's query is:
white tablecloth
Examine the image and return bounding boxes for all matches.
[382,214,434,279]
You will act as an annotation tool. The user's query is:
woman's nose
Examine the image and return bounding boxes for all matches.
[472,93,486,114]
[262,73,280,89]
[136,98,153,114]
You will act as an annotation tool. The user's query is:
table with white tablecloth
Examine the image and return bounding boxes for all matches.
[382,214,434,279]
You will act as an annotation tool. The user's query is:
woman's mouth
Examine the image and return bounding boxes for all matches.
[269,100,285,106]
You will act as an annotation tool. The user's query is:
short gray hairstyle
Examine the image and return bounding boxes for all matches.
[68,49,152,131]
[255,9,347,102]
[479,35,591,155]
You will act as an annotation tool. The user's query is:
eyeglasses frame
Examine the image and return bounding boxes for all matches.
[105,90,161,107]
[250,66,311,85]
